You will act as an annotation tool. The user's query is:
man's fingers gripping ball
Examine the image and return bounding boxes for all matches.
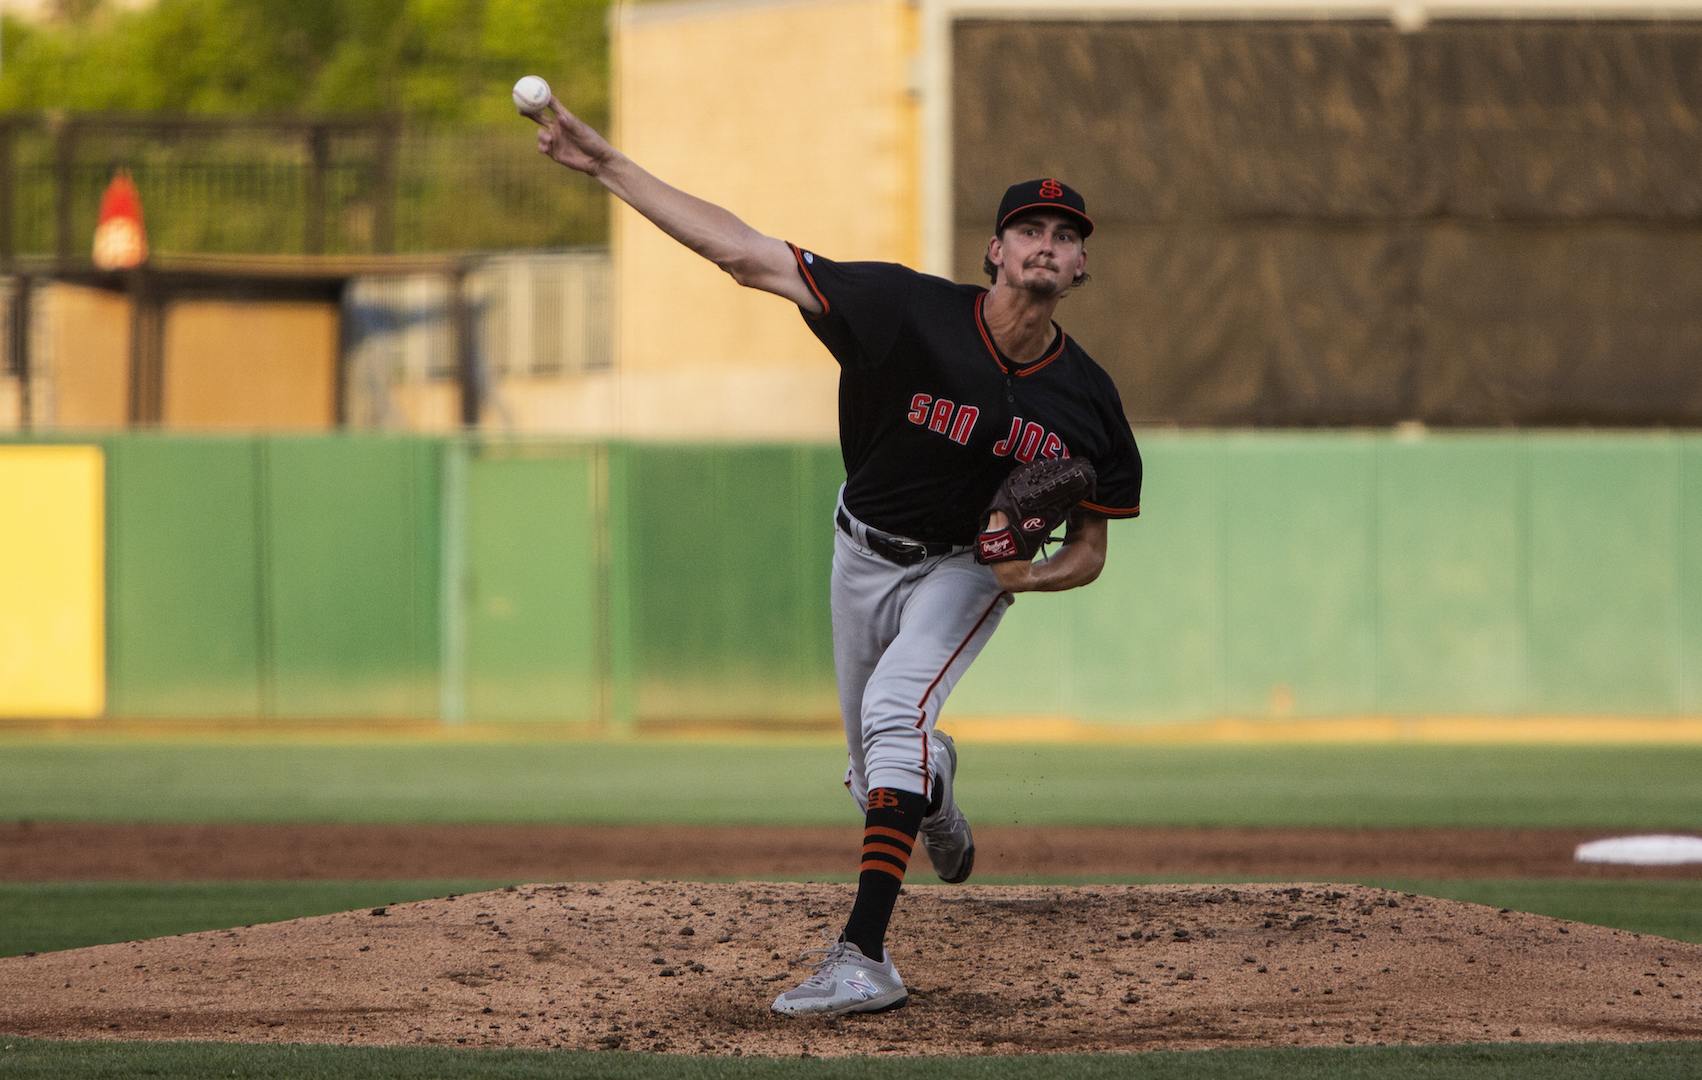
[513,75,552,116]
[975,457,1097,564]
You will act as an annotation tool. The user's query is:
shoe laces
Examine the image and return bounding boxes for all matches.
[793,934,860,988]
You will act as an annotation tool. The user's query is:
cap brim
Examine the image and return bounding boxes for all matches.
[998,202,1095,238]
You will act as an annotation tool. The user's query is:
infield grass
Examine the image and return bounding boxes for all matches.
[1359,877,1702,946]
[2,1038,1699,1079]
[0,881,516,958]
[2,742,1700,827]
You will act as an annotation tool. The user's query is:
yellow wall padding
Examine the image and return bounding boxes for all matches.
[0,445,106,717]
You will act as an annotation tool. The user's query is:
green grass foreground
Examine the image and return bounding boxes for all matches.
[6,877,1700,959]
[1,1038,1699,1079]
[3,742,1701,827]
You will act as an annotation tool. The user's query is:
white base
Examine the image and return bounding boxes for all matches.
[1573,834,1702,866]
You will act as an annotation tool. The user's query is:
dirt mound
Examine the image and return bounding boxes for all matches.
[3,881,1699,1056]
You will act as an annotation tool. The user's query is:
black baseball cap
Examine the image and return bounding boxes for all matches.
[995,179,1094,239]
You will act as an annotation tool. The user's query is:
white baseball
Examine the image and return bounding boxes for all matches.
[512,75,552,116]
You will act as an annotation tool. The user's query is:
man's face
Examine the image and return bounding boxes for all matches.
[988,212,1087,297]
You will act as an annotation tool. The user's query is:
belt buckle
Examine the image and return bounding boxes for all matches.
[883,537,927,565]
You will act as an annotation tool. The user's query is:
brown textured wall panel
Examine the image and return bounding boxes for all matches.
[44,284,131,429]
[162,301,338,430]
[953,21,1702,426]
[1417,226,1702,425]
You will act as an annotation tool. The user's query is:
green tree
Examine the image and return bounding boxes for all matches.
[0,0,609,126]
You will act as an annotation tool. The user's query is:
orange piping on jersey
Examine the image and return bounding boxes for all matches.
[1081,501,1141,518]
[1017,332,1067,376]
[789,243,829,314]
[973,292,1066,376]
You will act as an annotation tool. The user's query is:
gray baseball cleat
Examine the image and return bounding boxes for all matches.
[771,938,908,1017]
[919,730,975,883]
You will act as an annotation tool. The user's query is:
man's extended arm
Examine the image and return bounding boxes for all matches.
[989,514,1107,593]
[532,97,822,313]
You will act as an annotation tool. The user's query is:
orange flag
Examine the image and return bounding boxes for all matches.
[92,170,149,270]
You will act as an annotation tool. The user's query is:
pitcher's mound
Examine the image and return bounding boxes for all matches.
[2,881,1699,1056]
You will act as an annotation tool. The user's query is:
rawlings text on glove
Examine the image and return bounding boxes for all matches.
[975,457,1097,564]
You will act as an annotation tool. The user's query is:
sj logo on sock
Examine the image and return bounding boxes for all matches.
[868,789,903,811]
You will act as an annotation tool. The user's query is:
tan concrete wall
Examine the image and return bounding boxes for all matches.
[0,377,21,431]
[162,300,339,430]
[484,368,840,440]
[390,383,462,432]
[43,284,131,429]
[611,0,919,436]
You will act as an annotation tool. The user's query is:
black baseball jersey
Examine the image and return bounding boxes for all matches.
[790,245,1143,546]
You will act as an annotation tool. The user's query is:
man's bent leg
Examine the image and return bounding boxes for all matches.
[841,552,1007,959]
[775,525,925,1019]
[859,552,1011,798]
[796,545,1007,1018]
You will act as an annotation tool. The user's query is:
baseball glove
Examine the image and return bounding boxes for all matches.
[975,457,1097,564]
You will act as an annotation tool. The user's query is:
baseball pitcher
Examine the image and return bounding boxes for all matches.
[527,95,1142,1018]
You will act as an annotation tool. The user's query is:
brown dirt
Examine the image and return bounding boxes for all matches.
[3,825,1702,1054]
[3,880,1700,1055]
[5,822,1702,882]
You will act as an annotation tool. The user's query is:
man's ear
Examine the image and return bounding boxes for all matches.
[987,235,1003,281]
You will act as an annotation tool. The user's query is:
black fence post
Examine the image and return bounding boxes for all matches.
[305,124,328,255]
[53,115,76,267]
[7,275,29,431]
[127,269,165,426]
[373,118,399,254]
[450,262,480,427]
[0,119,14,269]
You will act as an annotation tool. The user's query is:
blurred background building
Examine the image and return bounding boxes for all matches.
[5,0,1701,437]
[3,0,1702,727]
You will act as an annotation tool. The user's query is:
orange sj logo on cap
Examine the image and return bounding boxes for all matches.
[1039,179,1064,198]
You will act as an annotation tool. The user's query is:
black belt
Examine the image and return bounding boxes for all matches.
[837,507,956,567]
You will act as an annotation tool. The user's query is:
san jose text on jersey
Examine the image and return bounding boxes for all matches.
[790,245,1143,547]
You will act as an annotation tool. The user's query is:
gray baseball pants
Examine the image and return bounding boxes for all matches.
[832,497,1012,810]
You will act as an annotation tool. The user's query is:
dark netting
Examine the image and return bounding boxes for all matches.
[953,21,1702,426]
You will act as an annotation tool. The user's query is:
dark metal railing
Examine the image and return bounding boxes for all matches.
[0,112,605,267]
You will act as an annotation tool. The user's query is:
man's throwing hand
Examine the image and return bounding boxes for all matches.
[529,95,615,177]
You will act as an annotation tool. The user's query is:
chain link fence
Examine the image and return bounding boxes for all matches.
[0,114,605,259]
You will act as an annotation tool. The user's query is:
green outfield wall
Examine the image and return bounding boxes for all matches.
[956,432,1702,721]
[8,430,1700,726]
[104,437,443,720]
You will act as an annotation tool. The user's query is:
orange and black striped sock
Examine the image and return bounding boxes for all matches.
[842,787,928,961]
